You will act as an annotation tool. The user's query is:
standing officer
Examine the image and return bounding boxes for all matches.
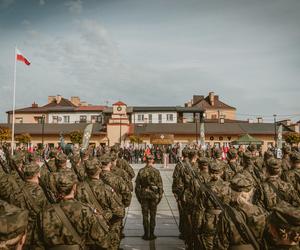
[135,154,163,240]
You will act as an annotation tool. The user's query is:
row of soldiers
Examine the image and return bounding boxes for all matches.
[172,144,300,250]
[0,144,134,250]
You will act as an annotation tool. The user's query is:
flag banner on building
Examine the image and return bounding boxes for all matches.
[200,121,205,148]
[82,124,94,150]
[16,48,31,65]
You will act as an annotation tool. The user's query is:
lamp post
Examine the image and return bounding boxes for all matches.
[41,114,45,148]
[273,114,277,148]
[195,113,198,145]
[119,114,122,145]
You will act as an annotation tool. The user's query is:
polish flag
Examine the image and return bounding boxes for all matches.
[16,48,31,65]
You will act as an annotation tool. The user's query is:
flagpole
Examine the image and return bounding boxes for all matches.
[11,46,17,155]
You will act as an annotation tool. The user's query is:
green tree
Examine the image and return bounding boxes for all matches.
[69,130,83,145]
[15,133,31,145]
[284,132,300,146]
[0,127,11,144]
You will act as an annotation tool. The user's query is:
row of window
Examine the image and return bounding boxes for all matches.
[51,115,102,123]
[136,114,174,123]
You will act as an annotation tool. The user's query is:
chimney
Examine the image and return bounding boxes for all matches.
[55,95,62,104]
[48,96,55,103]
[257,117,263,123]
[31,102,38,108]
[209,92,215,106]
[80,101,88,106]
[192,95,204,105]
[70,96,80,106]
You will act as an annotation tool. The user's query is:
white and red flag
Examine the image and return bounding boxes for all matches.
[16,48,31,65]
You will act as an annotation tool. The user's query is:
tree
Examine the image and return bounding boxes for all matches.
[129,135,143,145]
[0,127,11,143]
[69,130,83,145]
[15,133,31,145]
[283,132,300,146]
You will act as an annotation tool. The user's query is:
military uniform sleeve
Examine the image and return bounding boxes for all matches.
[135,171,142,202]
[213,212,230,250]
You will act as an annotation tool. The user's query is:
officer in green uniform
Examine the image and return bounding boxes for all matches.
[135,154,163,240]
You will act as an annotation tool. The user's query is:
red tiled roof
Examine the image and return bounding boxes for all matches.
[43,98,76,108]
[193,95,236,110]
[113,101,127,106]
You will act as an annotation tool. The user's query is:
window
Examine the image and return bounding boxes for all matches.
[158,114,162,123]
[167,114,174,121]
[52,116,59,123]
[91,115,102,123]
[137,114,144,122]
[63,116,70,123]
[211,114,217,119]
[15,117,23,123]
[148,114,152,123]
[80,115,87,123]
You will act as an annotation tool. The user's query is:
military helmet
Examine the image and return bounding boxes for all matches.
[56,173,78,195]
[56,152,67,165]
[264,150,274,160]
[0,200,29,241]
[282,144,291,154]
[110,144,120,153]
[99,154,112,166]
[23,162,40,179]
[182,148,189,158]
[188,149,197,160]
[209,162,223,173]
[230,173,253,192]
[227,148,238,160]
[290,151,300,164]
[198,157,210,166]
[85,158,101,176]
[266,158,281,173]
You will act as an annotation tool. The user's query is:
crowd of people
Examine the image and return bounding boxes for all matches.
[0,143,134,250]
[0,141,300,250]
[173,144,300,250]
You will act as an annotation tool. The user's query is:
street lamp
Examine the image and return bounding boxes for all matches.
[41,114,45,148]
[119,114,122,145]
[273,114,277,148]
[195,113,198,144]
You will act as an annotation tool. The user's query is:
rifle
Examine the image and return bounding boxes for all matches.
[177,159,261,250]
[0,156,11,174]
[38,177,57,204]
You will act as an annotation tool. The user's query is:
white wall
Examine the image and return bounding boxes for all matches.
[48,112,103,123]
[132,112,177,124]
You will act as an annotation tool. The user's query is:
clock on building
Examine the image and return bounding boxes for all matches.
[117,106,122,112]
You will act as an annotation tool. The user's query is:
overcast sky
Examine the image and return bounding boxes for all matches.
[0,0,299,122]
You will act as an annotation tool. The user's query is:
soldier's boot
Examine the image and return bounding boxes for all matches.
[142,221,150,240]
[149,226,157,240]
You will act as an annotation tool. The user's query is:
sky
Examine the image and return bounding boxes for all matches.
[0,0,299,123]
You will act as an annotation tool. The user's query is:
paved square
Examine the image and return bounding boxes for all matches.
[120,164,185,250]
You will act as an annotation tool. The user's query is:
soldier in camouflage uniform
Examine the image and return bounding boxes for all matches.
[281,144,292,172]
[99,154,132,208]
[0,200,28,250]
[135,154,163,240]
[212,148,231,181]
[10,163,48,249]
[198,162,231,250]
[76,158,125,250]
[110,145,135,180]
[69,153,86,182]
[195,157,211,183]
[263,201,300,250]
[254,158,300,211]
[172,148,189,240]
[248,144,264,172]
[214,173,267,250]
[34,172,111,249]
[110,153,133,192]
[281,151,300,200]
[225,148,243,180]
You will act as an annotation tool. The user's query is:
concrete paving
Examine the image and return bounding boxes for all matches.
[120,164,185,250]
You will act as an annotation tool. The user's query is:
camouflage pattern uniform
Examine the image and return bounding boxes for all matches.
[225,148,243,180]
[0,199,29,249]
[199,163,231,250]
[135,155,163,240]
[263,201,300,250]
[10,163,48,249]
[99,154,132,208]
[214,173,267,250]
[76,158,125,250]
[281,151,300,200]
[34,172,111,249]
[281,145,292,172]
[254,158,300,211]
